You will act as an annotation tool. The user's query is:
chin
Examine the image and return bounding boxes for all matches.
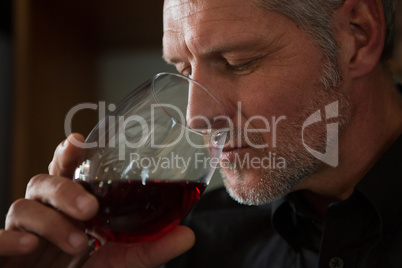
[219,154,318,206]
[219,166,288,206]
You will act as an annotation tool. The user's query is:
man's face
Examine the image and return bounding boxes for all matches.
[163,0,350,205]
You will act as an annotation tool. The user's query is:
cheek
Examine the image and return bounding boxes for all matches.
[235,78,324,149]
[225,42,327,133]
[237,82,313,126]
[236,65,323,116]
[235,41,324,114]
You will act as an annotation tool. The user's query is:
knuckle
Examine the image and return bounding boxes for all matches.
[26,174,47,198]
[48,160,54,174]
[6,199,29,228]
[26,175,77,207]
[7,199,27,217]
[51,178,76,200]
[58,158,74,172]
[6,199,64,237]
[36,211,62,234]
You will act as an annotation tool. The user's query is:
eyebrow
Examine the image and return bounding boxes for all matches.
[205,38,266,55]
[162,38,267,65]
[162,54,182,65]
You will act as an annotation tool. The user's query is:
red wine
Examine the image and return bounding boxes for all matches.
[78,179,206,246]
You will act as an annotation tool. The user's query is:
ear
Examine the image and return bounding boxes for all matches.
[335,0,385,79]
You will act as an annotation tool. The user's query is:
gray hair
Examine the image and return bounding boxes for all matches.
[256,0,397,90]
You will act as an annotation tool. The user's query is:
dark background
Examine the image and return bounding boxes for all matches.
[1,0,12,228]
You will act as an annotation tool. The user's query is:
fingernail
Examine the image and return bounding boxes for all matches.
[76,194,97,214]
[69,232,87,248]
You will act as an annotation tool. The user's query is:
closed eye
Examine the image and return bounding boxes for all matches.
[225,57,262,74]
[226,62,254,72]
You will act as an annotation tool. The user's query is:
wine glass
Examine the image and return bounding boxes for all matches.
[69,73,228,266]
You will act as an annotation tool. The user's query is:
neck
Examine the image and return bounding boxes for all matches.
[297,65,402,218]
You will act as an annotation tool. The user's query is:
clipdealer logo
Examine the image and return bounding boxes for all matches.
[302,101,339,167]
[63,100,340,168]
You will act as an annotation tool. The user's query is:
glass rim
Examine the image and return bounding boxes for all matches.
[151,72,229,137]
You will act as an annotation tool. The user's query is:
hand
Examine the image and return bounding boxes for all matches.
[0,133,195,267]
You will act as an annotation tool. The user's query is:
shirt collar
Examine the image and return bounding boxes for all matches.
[271,133,402,244]
[355,133,402,241]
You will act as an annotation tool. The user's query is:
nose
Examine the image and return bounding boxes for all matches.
[186,78,228,132]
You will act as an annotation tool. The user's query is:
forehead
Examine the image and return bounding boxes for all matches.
[163,0,268,59]
[163,0,257,27]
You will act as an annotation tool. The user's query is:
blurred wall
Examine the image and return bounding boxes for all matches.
[0,34,12,228]
[98,49,176,102]
[0,0,12,228]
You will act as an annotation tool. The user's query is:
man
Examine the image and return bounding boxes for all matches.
[1,0,401,267]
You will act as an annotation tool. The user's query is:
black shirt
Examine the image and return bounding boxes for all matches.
[166,134,402,268]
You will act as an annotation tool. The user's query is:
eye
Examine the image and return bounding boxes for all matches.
[184,71,193,79]
[225,57,262,74]
[178,66,192,78]
[226,62,254,72]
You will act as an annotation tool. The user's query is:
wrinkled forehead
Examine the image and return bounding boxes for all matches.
[163,0,194,32]
[163,0,255,31]
[162,0,276,63]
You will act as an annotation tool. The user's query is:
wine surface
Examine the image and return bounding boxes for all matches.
[79,179,206,245]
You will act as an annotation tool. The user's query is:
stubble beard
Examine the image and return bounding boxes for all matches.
[220,80,351,206]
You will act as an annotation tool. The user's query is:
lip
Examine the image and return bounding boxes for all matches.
[220,146,250,161]
[221,145,247,153]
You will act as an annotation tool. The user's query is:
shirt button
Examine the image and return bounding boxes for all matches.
[329,257,344,268]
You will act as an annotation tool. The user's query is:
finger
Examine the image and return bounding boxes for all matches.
[84,225,195,268]
[132,226,196,267]
[48,133,86,178]
[5,199,89,255]
[25,174,98,221]
[0,230,39,255]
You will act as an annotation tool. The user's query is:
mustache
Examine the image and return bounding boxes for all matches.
[223,128,268,150]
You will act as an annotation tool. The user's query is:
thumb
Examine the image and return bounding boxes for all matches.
[48,133,86,178]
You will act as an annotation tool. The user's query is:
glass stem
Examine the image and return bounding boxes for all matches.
[67,239,96,268]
